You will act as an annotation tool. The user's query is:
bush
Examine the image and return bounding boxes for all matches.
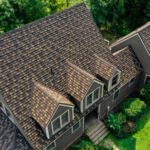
[77,140,99,150]
[107,113,122,132]
[121,98,146,121]
[140,84,150,105]
[116,113,126,125]
[116,121,136,138]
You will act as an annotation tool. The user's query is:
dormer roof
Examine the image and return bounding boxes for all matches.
[65,61,97,101]
[32,81,74,128]
[94,54,118,80]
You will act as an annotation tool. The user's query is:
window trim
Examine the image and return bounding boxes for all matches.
[85,87,100,109]
[51,110,70,135]
[108,71,121,91]
[72,120,81,133]
[113,89,120,101]
[111,74,119,87]
[144,75,150,84]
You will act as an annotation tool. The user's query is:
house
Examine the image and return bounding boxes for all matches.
[0,3,149,150]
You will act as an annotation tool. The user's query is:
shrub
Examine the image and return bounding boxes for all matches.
[140,84,150,105]
[116,121,136,138]
[107,113,122,132]
[121,98,146,121]
[116,113,126,125]
[79,140,99,150]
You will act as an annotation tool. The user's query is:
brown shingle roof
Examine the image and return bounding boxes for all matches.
[0,3,110,149]
[93,54,117,80]
[0,3,142,150]
[113,46,141,85]
[66,61,97,101]
[32,81,73,129]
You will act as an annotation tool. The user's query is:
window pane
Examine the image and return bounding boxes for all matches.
[114,90,119,100]
[0,102,2,108]
[73,122,80,132]
[62,111,69,126]
[94,88,99,101]
[47,142,55,150]
[112,75,118,86]
[87,93,92,106]
[53,118,60,132]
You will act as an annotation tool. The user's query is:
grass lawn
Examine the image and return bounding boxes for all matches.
[100,106,150,150]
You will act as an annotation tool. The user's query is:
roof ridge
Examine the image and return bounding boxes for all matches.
[66,60,96,80]
[94,54,117,69]
[33,80,68,104]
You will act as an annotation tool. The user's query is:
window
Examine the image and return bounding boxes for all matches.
[61,111,69,126]
[87,93,92,106]
[112,74,118,87]
[86,87,100,109]
[52,110,70,134]
[113,89,120,101]
[94,88,99,101]
[145,76,150,84]
[129,78,135,87]
[72,121,80,133]
[53,118,61,132]
[46,142,55,150]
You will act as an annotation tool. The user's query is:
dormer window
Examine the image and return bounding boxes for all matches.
[111,74,119,87]
[52,110,70,134]
[86,87,100,109]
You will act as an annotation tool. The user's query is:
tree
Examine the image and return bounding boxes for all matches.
[0,0,22,33]
[23,0,49,23]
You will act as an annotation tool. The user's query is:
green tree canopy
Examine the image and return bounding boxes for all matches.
[0,0,22,33]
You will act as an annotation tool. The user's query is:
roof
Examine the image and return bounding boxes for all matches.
[66,61,97,101]
[32,81,73,129]
[93,54,118,80]
[0,2,142,150]
[111,21,150,54]
[0,109,32,150]
[113,46,141,85]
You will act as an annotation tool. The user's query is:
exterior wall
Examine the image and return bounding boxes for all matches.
[47,105,73,137]
[45,118,84,150]
[100,71,145,118]
[111,34,150,75]
[82,81,103,112]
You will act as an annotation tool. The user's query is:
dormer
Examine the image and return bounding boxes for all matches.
[93,54,121,91]
[65,61,104,113]
[32,81,74,139]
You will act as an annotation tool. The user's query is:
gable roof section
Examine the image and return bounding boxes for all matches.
[65,61,97,101]
[113,46,141,85]
[0,3,110,149]
[111,21,150,54]
[32,81,73,129]
[93,54,118,80]
[139,24,150,54]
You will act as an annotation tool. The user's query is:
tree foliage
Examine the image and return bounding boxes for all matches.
[121,98,146,121]
[0,0,22,33]
[140,84,150,105]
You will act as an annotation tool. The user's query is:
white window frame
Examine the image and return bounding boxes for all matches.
[113,89,120,101]
[72,120,81,133]
[86,87,100,109]
[51,110,70,135]
[45,141,56,150]
[108,71,121,91]
[128,77,135,87]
